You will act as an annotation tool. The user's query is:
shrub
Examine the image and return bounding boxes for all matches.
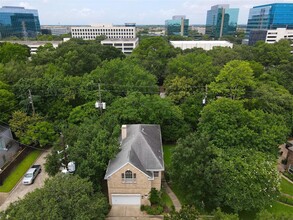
[149,187,161,205]
[144,205,164,215]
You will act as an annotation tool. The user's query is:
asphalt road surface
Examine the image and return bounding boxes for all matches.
[0,149,51,211]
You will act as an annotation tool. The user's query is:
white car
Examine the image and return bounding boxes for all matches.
[22,165,41,185]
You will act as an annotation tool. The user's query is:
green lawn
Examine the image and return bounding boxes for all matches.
[0,150,41,192]
[163,145,174,169]
[267,201,293,215]
[280,177,293,196]
[161,189,173,209]
[163,144,189,206]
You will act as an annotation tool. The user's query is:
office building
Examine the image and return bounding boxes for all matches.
[205,4,239,39]
[71,24,136,40]
[170,40,233,51]
[101,38,139,55]
[0,6,40,39]
[165,15,189,36]
[0,40,61,54]
[246,3,293,39]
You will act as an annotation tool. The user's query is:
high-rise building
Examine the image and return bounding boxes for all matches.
[246,3,293,39]
[0,6,40,39]
[165,15,189,36]
[205,4,239,39]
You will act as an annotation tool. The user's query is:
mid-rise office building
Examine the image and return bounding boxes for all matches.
[205,4,239,39]
[71,24,136,40]
[101,38,139,55]
[0,6,40,39]
[246,3,293,39]
[165,15,189,36]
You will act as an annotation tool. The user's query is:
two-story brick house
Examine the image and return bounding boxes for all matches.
[104,124,164,205]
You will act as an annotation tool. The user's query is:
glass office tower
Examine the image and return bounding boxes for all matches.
[0,6,40,39]
[246,3,293,38]
[205,4,239,39]
[165,15,189,36]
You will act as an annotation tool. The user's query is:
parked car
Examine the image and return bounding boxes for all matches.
[22,165,41,185]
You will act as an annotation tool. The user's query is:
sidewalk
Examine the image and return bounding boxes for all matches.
[162,180,182,212]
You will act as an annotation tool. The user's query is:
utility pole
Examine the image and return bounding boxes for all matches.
[95,83,106,112]
[98,83,102,114]
[60,132,68,170]
[203,84,208,105]
[28,89,35,116]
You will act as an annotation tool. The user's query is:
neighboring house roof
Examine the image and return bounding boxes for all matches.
[104,124,164,179]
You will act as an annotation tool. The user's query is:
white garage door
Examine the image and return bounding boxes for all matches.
[111,194,141,205]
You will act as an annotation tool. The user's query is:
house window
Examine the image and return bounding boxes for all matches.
[122,170,136,183]
[154,171,159,177]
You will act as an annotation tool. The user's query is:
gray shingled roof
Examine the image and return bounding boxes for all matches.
[104,124,164,179]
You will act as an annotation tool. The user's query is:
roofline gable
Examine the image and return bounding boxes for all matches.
[104,162,151,179]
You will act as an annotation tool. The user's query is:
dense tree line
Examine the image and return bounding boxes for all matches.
[0,37,292,218]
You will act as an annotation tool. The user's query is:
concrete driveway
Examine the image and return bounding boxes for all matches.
[107,205,163,220]
[0,149,51,211]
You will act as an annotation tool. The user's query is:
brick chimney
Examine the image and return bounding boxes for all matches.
[121,125,127,140]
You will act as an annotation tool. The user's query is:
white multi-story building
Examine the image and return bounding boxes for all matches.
[71,24,136,40]
[101,38,139,55]
[170,40,233,51]
[266,28,293,43]
[266,28,293,53]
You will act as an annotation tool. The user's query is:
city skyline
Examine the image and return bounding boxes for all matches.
[1,0,292,25]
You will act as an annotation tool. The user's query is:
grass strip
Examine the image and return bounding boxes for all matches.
[0,150,41,192]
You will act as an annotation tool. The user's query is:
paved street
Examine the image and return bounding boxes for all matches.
[0,149,51,211]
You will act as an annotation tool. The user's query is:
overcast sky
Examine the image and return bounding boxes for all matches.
[1,0,292,25]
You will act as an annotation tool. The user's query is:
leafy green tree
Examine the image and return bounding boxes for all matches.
[207,47,241,67]
[89,58,158,98]
[253,39,292,67]
[131,37,178,84]
[171,133,281,212]
[23,121,57,147]
[66,119,119,188]
[198,98,288,154]
[164,76,194,104]
[246,77,293,132]
[209,60,255,99]
[1,174,109,220]
[269,61,293,94]
[0,81,16,122]
[205,148,280,212]
[9,111,56,147]
[102,92,190,142]
[9,111,43,141]
[0,42,30,64]
[165,53,217,90]
[179,94,205,131]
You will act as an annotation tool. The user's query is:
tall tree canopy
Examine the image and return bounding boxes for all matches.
[198,98,288,154]
[171,133,280,212]
[209,60,255,100]
[1,174,109,220]
[132,37,179,84]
